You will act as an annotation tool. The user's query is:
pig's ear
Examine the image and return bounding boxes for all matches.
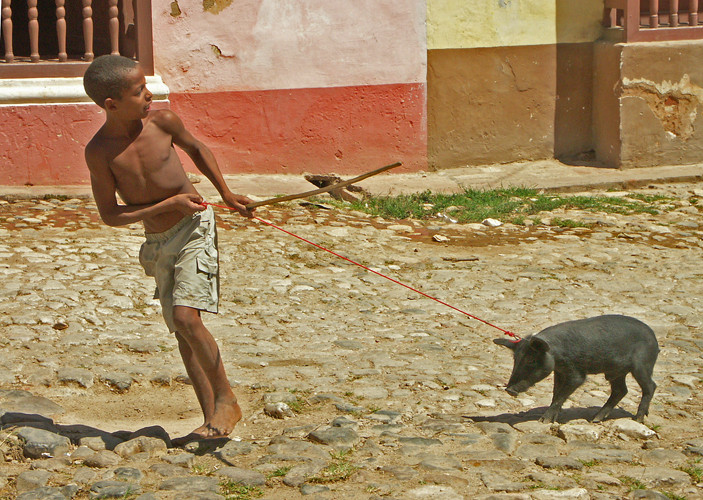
[529,337,550,353]
[493,338,519,350]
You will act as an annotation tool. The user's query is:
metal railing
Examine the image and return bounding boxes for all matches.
[1,0,153,78]
[604,0,703,41]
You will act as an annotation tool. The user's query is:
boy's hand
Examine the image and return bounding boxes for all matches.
[223,192,255,218]
[173,193,206,215]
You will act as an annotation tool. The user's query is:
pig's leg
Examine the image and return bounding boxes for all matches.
[540,370,585,423]
[631,365,657,422]
[592,374,627,422]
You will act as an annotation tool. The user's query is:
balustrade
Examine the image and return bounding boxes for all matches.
[604,0,703,41]
[0,0,153,77]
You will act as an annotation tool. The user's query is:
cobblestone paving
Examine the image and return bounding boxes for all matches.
[0,183,702,499]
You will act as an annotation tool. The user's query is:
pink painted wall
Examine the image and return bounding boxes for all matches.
[153,0,427,92]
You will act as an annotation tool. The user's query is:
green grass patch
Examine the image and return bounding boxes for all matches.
[308,449,359,484]
[267,466,292,479]
[679,463,703,482]
[620,476,647,491]
[662,492,687,500]
[324,187,668,224]
[551,217,590,228]
[578,459,600,468]
[219,480,264,500]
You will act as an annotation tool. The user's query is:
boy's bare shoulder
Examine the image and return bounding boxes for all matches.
[148,108,184,132]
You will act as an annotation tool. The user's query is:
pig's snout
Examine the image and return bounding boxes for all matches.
[504,380,531,396]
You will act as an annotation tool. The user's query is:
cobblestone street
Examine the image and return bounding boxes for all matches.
[1,181,702,499]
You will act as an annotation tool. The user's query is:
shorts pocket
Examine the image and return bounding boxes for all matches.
[139,243,157,277]
[196,254,218,277]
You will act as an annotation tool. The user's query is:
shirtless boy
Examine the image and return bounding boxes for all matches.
[83,54,252,444]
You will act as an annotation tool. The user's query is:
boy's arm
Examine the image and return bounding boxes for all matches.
[85,143,204,227]
[153,110,253,217]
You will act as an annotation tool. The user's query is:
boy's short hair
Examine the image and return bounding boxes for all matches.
[83,55,138,108]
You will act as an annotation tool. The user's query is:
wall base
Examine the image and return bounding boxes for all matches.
[594,40,703,168]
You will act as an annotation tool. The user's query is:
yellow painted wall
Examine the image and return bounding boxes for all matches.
[427,0,604,50]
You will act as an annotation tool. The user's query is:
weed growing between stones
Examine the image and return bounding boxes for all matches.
[219,479,263,500]
[678,462,703,482]
[308,449,359,483]
[620,475,647,491]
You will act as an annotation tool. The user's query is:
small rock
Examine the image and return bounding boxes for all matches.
[308,427,359,449]
[16,427,71,459]
[610,419,657,439]
[300,483,330,495]
[264,402,295,419]
[57,368,94,388]
[535,456,584,471]
[214,440,255,465]
[16,469,52,493]
[91,480,142,498]
[82,450,122,468]
[482,218,503,227]
[557,422,601,443]
[158,475,220,492]
[16,487,67,500]
[215,466,266,486]
[530,488,589,499]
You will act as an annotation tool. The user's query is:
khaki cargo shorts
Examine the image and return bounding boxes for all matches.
[139,205,219,332]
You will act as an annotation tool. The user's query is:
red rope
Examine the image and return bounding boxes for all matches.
[204,202,521,340]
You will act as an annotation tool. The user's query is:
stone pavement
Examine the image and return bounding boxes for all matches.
[0,167,702,499]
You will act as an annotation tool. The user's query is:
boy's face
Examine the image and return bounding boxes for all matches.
[107,66,153,119]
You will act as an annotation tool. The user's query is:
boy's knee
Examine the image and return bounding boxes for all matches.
[172,306,202,333]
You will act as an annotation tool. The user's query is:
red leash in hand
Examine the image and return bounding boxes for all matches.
[203,201,521,341]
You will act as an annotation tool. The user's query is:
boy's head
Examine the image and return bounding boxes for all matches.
[83,55,139,108]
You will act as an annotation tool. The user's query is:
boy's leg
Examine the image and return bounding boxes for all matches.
[175,331,215,433]
[172,305,241,440]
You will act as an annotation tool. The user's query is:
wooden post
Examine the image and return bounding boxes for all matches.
[56,0,67,61]
[133,0,154,75]
[82,0,93,61]
[670,0,679,27]
[691,0,699,26]
[1,0,13,63]
[649,0,659,27]
[109,0,119,55]
[27,0,39,62]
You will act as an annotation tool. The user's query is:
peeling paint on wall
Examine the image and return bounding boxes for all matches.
[170,1,181,17]
[622,75,703,140]
[203,0,232,14]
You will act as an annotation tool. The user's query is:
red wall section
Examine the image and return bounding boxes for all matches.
[0,104,102,186]
[169,83,427,175]
[0,83,426,186]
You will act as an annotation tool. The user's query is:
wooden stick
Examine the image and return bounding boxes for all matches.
[245,162,402,210]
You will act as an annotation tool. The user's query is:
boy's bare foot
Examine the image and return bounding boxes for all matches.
[206,400,242,438]
[172,401,242,447]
